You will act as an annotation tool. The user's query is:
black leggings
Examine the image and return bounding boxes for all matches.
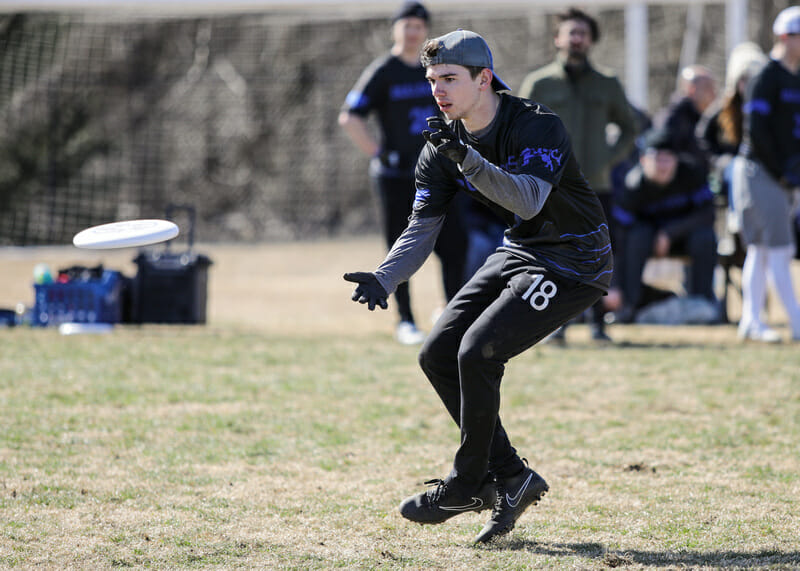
[418,251,603,491]
[372,173,467,324]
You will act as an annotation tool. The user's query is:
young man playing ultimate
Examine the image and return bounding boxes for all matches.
[344,30,612,543]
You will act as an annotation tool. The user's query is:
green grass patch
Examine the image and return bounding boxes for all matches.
[0,324,799,569]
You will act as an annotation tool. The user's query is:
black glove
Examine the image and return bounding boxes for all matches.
[422,116,468,164]
[343,272,388,311]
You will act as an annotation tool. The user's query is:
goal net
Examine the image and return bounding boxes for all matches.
[0,2,785,245]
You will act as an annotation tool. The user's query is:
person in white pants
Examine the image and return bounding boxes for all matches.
[733,6,800,343]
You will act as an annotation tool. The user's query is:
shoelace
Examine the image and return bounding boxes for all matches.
[490,483,505,517]
[422,478,448,503]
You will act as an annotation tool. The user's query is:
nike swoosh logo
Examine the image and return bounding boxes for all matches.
[506,473,534,508]
[439,498,484,511]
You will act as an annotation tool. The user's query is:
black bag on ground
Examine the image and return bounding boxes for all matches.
[131,204,212,324]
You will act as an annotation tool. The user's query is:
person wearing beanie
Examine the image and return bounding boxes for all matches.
[338,2,467,346]
[613,127,718,323]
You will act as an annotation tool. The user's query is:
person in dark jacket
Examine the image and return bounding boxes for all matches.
[344,29,611,544]
[659,65,717,170]
[614,127,717,322]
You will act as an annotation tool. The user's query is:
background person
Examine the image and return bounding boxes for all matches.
[698,43,767,230]
[344,29,612,544]
[657,64,717,170]
[338,1,467,345]
[696,42,767,302]
[698,43,767,199]
[732,6,800,343]
[614,127,718,323]
[519,7,636,344]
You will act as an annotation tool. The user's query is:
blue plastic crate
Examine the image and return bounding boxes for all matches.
[33,270,123,326]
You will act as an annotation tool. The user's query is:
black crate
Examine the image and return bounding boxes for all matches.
[132,251,212,324]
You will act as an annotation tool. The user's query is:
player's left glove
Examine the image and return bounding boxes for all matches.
[343,272,389,311]
[423,116,468,165]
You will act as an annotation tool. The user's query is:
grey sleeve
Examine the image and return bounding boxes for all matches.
[373,214,445,295]
[459,147,552,220]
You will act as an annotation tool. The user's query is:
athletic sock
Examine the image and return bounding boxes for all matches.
[739,244,768,335]
[767,245,800,336]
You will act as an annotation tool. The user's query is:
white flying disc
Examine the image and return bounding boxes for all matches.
[73,219,179,250]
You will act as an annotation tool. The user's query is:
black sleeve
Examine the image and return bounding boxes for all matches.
[411,143,461,219]
[747,69,784,180]
[342,58,386,118]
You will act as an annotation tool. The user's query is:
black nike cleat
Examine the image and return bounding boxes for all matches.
[473,465,548,543]
[398,477,495,525]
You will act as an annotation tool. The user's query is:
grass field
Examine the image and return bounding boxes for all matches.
[1,238,799,569]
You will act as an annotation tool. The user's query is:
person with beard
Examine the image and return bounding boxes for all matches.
[519,7,636,344]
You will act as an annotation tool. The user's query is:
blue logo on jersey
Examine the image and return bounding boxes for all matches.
[780,88,800,104]
[390,82,433,101]
[413,188,431,209]
[521,148,563,172]
[345,90,369,110]
[745,99,771,115]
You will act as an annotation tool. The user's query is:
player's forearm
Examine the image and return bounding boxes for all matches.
[459,147,552,219]
[374,215,444,295]
[338,112,380,157]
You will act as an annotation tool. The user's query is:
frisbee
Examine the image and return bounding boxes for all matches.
[73,219,179,250]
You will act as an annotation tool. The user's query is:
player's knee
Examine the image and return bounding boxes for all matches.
[418,332,454,376]
[457,340,493,369]
[418,338,441,376]
[417,345,431,373]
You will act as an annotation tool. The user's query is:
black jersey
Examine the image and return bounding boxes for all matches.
[413,94,613,290]
[741,58,800,182]
[342,54,437,174]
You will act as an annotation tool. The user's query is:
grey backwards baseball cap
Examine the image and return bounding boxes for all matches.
[420,29,511,92]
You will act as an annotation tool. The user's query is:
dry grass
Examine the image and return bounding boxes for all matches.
[0,238,799,570]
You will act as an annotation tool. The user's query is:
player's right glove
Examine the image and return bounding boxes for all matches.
[422,116,468,165]
[343,272,389,311]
